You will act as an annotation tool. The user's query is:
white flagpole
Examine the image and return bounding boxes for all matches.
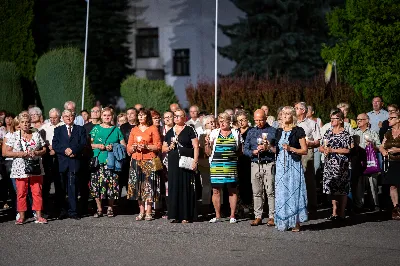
[214,0,218,118]
[81,0,90,111]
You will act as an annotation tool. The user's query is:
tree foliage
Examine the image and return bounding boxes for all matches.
[321,0,400,104]
[186,74,370,123]
[219,0,343,79]
[35,47,95,116]
[0,0,36,81]
[0,62,24,115]
[33,0,133,103]
[121,76,178,112]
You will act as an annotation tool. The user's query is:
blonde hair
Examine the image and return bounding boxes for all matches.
[282,106,297,126]
[337,102,350,111]
[218,112,232,123]
[174,109,186,118]
[101,107,114,116]
[18,111,31,122]
[117,113,127,120]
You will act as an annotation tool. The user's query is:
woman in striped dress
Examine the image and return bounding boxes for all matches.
[205,112,242,224]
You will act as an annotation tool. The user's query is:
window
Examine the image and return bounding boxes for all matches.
[173,49,190,76]
[146,69,165,80]
[136,28,159,58]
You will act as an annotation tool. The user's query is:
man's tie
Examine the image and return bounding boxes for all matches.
[68,126,72,138]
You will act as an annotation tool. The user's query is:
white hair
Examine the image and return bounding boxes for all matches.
[64,101,76,110]
[49,108,61,117]
[28,106,42,116]
[295,102,307,111]
[190,105,199,112]
[62,109,75,117]
[202,115,215,128]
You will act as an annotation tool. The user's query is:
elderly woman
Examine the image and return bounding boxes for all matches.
[90,107,126,218]
[4,113,47,224]
[235,110,253,213]
[379,113,400,220]
[28,107,44,130]
[162,109,199,223]
[127,108,162,221]
[337,103,357,129]
[198,115,216,209]
[274,106,308,232]
[205,112,242,224]
[1,116,18,211]
[320,109,353,221]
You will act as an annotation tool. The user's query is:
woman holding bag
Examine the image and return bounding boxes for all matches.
[90,107,125,218]
[162,109,199,223]
[127,108,162,221]
[4,113,47,224]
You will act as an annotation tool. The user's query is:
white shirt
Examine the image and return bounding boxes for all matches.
[186,118,203,136]
[39,122,62,146]
[297,117,321,142]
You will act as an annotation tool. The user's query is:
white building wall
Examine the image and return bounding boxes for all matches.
[128,0,244,107]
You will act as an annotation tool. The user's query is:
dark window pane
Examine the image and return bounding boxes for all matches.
[136,28,159,58]
[173,49,190,76]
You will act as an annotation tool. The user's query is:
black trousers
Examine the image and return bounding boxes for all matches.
[55,171,78,216]
[42,154,58,214]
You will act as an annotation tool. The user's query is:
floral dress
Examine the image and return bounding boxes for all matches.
[322,129,353,195]
[89,125,124,199]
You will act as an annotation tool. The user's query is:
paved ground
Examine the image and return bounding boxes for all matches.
[0,203,399,266]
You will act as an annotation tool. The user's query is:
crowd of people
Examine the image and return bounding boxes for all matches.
[0,96,399,232]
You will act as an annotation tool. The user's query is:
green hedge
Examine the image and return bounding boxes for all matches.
[121,76,178,112]
[0,62,23,115]
[35,47,95,115]
[0,0,36,80]
[186,74,371,124]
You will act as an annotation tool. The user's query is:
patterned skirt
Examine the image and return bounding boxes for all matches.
[127,159,161,203]
[90,164,119,200]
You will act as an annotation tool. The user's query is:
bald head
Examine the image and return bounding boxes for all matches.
[170,103,180,112]
[254,109,266,128]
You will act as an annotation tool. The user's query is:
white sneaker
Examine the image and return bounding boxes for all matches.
[32,211,37,220]
[229,217,237,224]
[209,217,220,223]
[16,213,20,221]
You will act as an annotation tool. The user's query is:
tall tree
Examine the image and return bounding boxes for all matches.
[321,0,400,104]
[219,0,342,79]
[33,0,133,104]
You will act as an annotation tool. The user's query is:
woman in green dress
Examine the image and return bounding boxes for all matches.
[90,107,126,217]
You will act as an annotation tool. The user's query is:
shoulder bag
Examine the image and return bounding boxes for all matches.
[89,126,116,171]
[174,126,195,170]
[20,131,42,175]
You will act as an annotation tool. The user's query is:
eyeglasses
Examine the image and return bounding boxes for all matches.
[164,116,172,119]
[388,117,398,120]
[91,110,100,113]
[356,119,367,121]
[174,115,184,118]
[30,113,40,116]
[331,117,340,120]
[238,119,248,123]
[138,114,147,117]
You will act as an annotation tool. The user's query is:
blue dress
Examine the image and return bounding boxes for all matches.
[275,130,308,231]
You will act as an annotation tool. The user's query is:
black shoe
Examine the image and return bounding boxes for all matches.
[58,213,68,220]
[69,215,81,220]
[326,215,338,221]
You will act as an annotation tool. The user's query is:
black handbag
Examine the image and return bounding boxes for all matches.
[90,126,116,171]
[20,131,42,175]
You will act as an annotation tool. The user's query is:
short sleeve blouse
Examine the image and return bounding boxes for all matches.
[90,125,124,163]
[6,130,46,178]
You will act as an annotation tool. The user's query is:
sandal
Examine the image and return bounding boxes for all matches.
[136,213,145,221]
[145,213,154,221]
[107,209,114,218]
[93,210,103,218]
[181,220,190,224]
[291,223,300,232]
[170,219,180,223]
[34,217,48,224]
[15,218,24,225]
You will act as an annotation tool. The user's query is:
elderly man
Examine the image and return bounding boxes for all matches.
[244,109,276,226]
[295,102,321,214]
[186,105,203,136]
[64,101,85,126]
[368,96,389,133]
[52,110,86,220]
[170,103,180,113]
[261,105,276,126]
[39,108,62,216]
[353,113,381,212]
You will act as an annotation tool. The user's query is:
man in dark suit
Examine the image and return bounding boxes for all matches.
[52,110,86,219]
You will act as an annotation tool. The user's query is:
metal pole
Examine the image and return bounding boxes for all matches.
[81,0,90,111]
[214,0,218,118]
[334,60,337,86]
